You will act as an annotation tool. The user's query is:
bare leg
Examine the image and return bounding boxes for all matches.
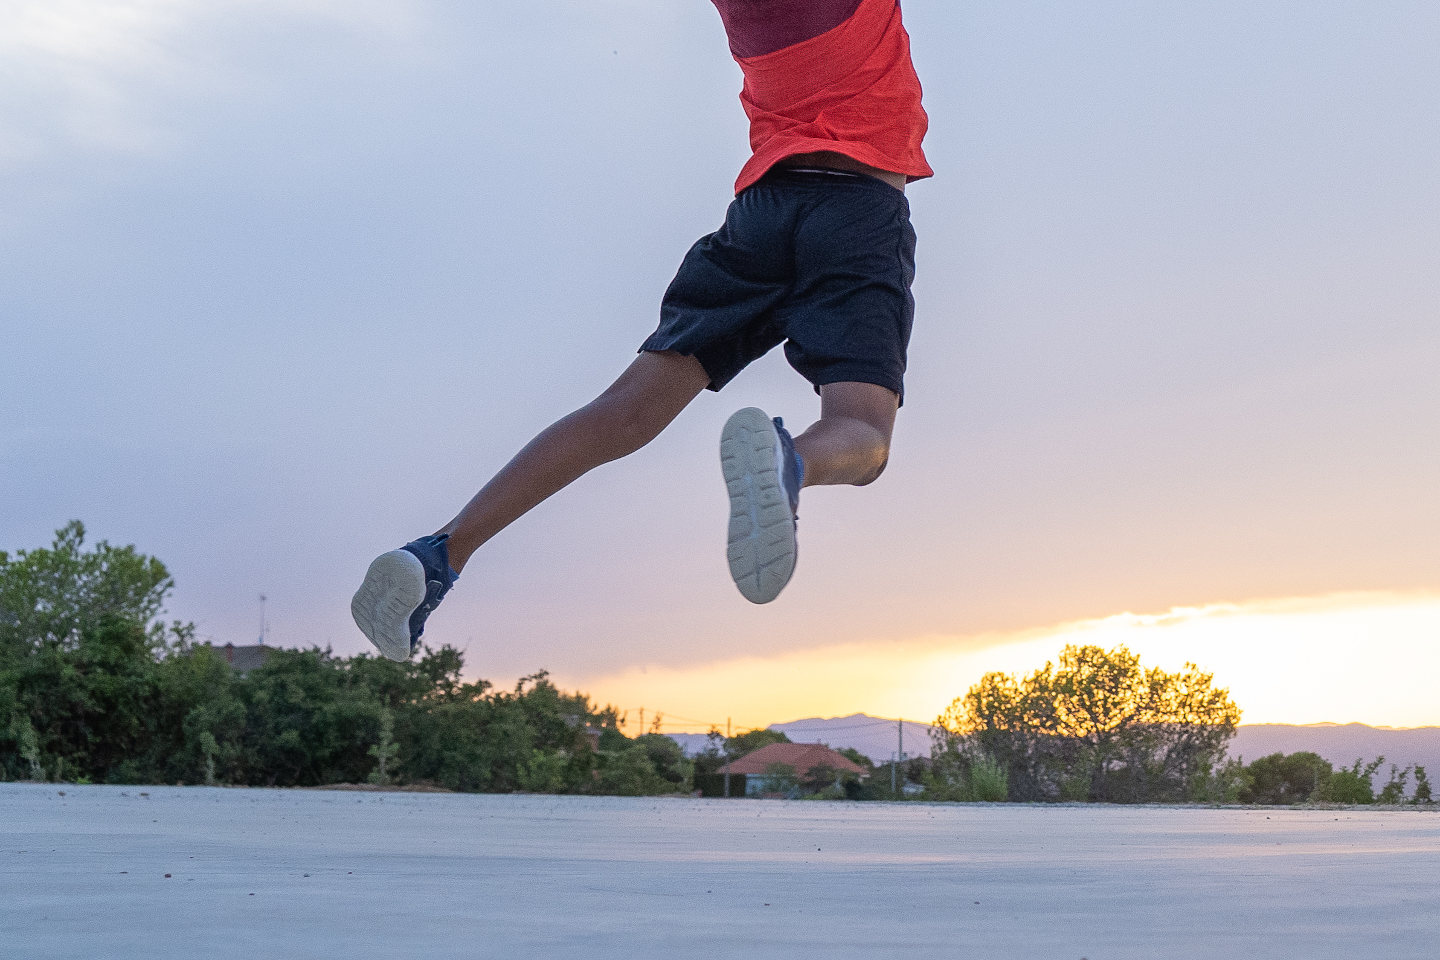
[792,381,900,488]
[439,351,710,571]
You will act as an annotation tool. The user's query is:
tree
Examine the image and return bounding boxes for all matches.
[801,763,864,798]
[1240,752,1332,804]
[517,748,570,793]
[367,708,400,786]
[934,644,1241,802]
[594,743,674,796]
[149,641,245,786]
[1413,765,1433,805]
[688,730,731,796]
[1376,763,1411,805]
[0,522,184,665]
[726,727,790,757]
[636,733,690,789]
[692,730,728,777]
[3,615,164,783]
[1317,757,1384,804]
[401,667,601,793]
[1192,757,1250,804]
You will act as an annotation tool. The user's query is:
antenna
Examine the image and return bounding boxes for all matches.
[258,594,268,646]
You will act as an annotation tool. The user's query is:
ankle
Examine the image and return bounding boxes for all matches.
[430,531,465,579]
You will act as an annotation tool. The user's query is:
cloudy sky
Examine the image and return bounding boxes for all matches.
[4,0,1438,731]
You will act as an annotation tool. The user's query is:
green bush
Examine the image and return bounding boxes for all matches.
[517,749,570,793]
[1413,766,1433,805]
[595,744,674,796]
[968,756,1009,802]
[922,753,1008,802]
[1316,758,1383,805]
[1239,752,1332,804]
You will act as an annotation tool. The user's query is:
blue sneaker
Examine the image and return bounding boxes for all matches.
[351,534,458,661]
[720,407,804,604]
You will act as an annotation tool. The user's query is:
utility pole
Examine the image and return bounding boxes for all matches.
[723,717,734,798]
[892,717,899,794]
[892,717,905,795]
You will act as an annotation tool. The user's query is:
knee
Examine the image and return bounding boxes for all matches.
[585,391,663,456]
[850,436,891,487]
[853,450,889,486]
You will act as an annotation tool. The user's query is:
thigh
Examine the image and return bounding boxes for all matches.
[642,185,799,391]
[607,350,712,434]
[780,181,917,402]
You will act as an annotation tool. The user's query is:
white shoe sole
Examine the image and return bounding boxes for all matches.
[721,407,796,604]
[350,549,425,661]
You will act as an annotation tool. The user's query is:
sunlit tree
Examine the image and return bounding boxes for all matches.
[933,644,1241,802]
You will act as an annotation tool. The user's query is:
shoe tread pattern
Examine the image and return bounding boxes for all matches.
[350,550,426,661]
[721,407,797,604]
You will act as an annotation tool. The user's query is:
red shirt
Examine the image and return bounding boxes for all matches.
[711,0,933,194]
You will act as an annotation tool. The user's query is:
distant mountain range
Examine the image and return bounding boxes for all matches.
[669,715,1440,773]
[1229,723,1440,776]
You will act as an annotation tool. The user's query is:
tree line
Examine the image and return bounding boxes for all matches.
[3,524,1432,804]
[1,523,686,793]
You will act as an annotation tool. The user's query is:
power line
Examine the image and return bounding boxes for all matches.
[614,707,936,738]
[778,720,917,732]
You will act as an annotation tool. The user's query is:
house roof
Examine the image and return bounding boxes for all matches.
[211,642,273,673]
[718,742,868,777]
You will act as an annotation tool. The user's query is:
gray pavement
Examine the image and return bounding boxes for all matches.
[3,784,1438,959]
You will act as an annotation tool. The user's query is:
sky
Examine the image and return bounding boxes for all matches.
[3,1,1438,731]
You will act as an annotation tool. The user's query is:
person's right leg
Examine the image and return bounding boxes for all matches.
[352,349,709,659]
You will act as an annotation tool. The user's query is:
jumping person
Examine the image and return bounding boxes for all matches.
[352,0,932,661]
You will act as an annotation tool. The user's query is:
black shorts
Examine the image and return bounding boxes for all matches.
[641,168,917,403]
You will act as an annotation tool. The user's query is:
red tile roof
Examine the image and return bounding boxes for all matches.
[208,643,273,673]
[718,742,867,776]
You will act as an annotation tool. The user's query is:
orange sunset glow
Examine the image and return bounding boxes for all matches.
[567,591,1440,733]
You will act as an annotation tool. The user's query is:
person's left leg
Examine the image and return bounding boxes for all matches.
[792,380,899,488]
[720,380,900,604]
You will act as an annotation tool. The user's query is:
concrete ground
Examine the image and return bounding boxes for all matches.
[3,784,1437,959]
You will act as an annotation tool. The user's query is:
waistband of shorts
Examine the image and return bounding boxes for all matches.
[758,165,905,194]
